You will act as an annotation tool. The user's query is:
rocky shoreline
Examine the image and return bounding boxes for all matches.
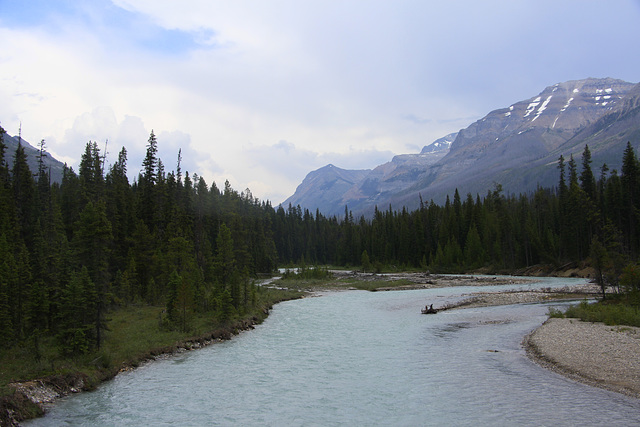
[524,318,640,398]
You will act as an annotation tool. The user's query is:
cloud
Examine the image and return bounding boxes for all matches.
[63,106,118,146]
[2,0,640,207]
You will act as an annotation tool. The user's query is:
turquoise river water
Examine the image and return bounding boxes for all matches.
[27,277,640,426]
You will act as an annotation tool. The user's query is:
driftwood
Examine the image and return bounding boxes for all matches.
[421,304,438,314]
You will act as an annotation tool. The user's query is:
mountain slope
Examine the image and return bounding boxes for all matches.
[4,134,66,184]
[282,164,371,211]
[282,134,453,215]
[284,77,640,217]
[391,77,638,208]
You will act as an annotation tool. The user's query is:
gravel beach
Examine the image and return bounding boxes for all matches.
[524,318,640,398]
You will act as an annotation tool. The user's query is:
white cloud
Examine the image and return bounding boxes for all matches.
[2,0,639,205]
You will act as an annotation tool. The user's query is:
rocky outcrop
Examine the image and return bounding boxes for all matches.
[1,373,87,426]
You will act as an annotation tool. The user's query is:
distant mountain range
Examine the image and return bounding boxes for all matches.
[283,77,640,217]
[3,134,66,184]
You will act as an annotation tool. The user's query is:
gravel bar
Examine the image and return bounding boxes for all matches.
[524,318,640,398]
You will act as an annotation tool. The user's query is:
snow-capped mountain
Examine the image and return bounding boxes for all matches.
[284,77,640,217]
[420,132,456,154]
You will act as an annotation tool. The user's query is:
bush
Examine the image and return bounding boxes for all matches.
[564,299,640,327]
[547,307,565,318]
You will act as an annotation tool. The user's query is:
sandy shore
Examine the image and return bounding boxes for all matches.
[524,318,640,398]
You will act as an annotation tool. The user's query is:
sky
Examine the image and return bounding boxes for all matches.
[1,0,639,204]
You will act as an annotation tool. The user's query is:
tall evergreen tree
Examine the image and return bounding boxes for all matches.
[621,142,639,255]
[12,141,35,243]
[213,223,236,292]
[579,145,596,201]
[78,141,104,203]
[139,131,159,229]
[72,201,113,348]
[57,267,95,355]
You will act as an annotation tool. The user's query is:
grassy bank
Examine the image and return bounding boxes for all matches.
[550,294,640,327]
[0,285,302,425]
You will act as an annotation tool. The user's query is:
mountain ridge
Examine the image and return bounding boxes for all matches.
[3,134,66,184]
[284,77,640,217]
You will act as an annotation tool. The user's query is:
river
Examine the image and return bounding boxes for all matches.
[27,277,640,426]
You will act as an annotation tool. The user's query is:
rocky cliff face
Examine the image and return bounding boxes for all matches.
[285,78,640,217]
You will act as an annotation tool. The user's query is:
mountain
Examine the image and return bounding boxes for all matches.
[285,77,640,217]
[282,164,371,211]
[3,134,66,184]
[281,133,454,215]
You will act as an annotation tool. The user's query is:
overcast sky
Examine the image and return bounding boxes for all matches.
[1,0,639,204]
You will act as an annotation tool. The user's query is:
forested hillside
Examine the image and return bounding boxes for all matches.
[1,124,639,356]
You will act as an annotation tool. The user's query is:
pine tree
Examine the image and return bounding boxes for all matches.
[57,267,94,355]
[142,131,158,186]
[621,142,639,255]
[175,273,194,332]
[361,249,371,273]
[105,147,133,273]
[139,131,159,229]
[463,223,485,269]
[0,126,9,184]
[78,141,104,203]
[579,145,596,201]
[12,140,35,244]
[0,234,15,346]
[72,201,112,348]
[213,223,236,286]
[0,281,12,348]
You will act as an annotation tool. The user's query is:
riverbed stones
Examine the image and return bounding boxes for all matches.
[525,318,640,398]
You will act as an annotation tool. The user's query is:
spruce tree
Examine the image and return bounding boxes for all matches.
[579,145,596,201]
[213,223,236,299]
[12,141,35,243]
[621,142,639,255]
[139,131,159,229]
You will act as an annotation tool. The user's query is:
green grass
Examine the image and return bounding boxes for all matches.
[0,286,299,399]
[559,295,640,327]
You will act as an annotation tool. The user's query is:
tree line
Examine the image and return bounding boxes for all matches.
[277,144,639,275]
[1,124,639,355]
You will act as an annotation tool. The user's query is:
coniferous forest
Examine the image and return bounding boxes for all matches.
[1,124,640,357]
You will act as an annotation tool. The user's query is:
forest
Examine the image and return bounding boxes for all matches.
[1,124,639,357]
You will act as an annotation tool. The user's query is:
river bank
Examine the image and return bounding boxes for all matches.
[0,295,302,427]
[1,271,629,425]
[341,271,640,400]
[524,318,640,398]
